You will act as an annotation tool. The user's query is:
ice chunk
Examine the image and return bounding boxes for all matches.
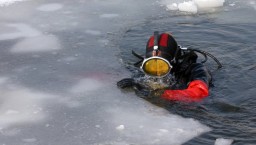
[178,1,198,14]
[167,3,178,11]
[215,138,234,145]
[37,3,63,12]
[194,0,225,8]
[10,35,61,53]
[116,125,125,130]
[106,105,211,145]
[166,0,225,13]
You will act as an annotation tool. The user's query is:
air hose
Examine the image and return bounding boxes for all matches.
[188,48,222,69]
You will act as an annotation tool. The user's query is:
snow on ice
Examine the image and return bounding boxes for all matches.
[166,0,225,13]
[0,0,27,7]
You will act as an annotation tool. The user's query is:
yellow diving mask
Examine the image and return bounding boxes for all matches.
[141,56,172,77]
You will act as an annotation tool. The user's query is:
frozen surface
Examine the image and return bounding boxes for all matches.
[0,77,55,129]
[0,0,212,144]
[0,0,254,144]
[104,105,211,145]
[0,23,41,40]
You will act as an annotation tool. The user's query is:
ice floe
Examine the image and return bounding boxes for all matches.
[166,0,225,13]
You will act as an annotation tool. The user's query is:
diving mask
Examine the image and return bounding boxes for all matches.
[141,56,172,77]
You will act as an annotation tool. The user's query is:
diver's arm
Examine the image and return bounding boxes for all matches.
[161,63,211,102]
[161,80,209,102]
[188,63,212,86]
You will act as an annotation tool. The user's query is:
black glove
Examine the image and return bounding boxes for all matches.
[117,78,135,88]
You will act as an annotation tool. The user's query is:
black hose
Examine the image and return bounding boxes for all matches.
[132,50,144,67]
[189,48,222,69]
[132,50,144,59]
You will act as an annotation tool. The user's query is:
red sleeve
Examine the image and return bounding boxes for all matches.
[161,80,209,102]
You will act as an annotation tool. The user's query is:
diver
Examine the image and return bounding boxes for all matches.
[117,31,222,102]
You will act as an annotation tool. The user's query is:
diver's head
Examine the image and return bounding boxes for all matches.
[141,31,180,78]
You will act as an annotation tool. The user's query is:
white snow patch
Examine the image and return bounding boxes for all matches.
[178,1,198,13]
[229,3,235,7]
[166,3,178,11]
[0,23,41,40]
[70,78,104,94]
[5,110,19,115]
[166,0,225,13]
[100,13,119,18]
[0,79,57,128]
[0,128,21,136]
[194,0,225,8]
[10,35,61,53]
[0,0,26,7]
[116,125,125,130]
[85,30,102,36]
[58,97,82,108]
[215,138,234,145]
[37,3,63,12]
[249,1,256,10]
[22,138,37,143]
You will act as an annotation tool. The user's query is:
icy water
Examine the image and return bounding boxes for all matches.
[0,0,255,145]
[120,18,256,145]
[118,1,256,145]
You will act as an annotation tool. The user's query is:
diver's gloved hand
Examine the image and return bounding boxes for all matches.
[117,78,135,88]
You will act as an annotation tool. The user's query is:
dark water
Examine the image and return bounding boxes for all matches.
[119,13,256,145]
